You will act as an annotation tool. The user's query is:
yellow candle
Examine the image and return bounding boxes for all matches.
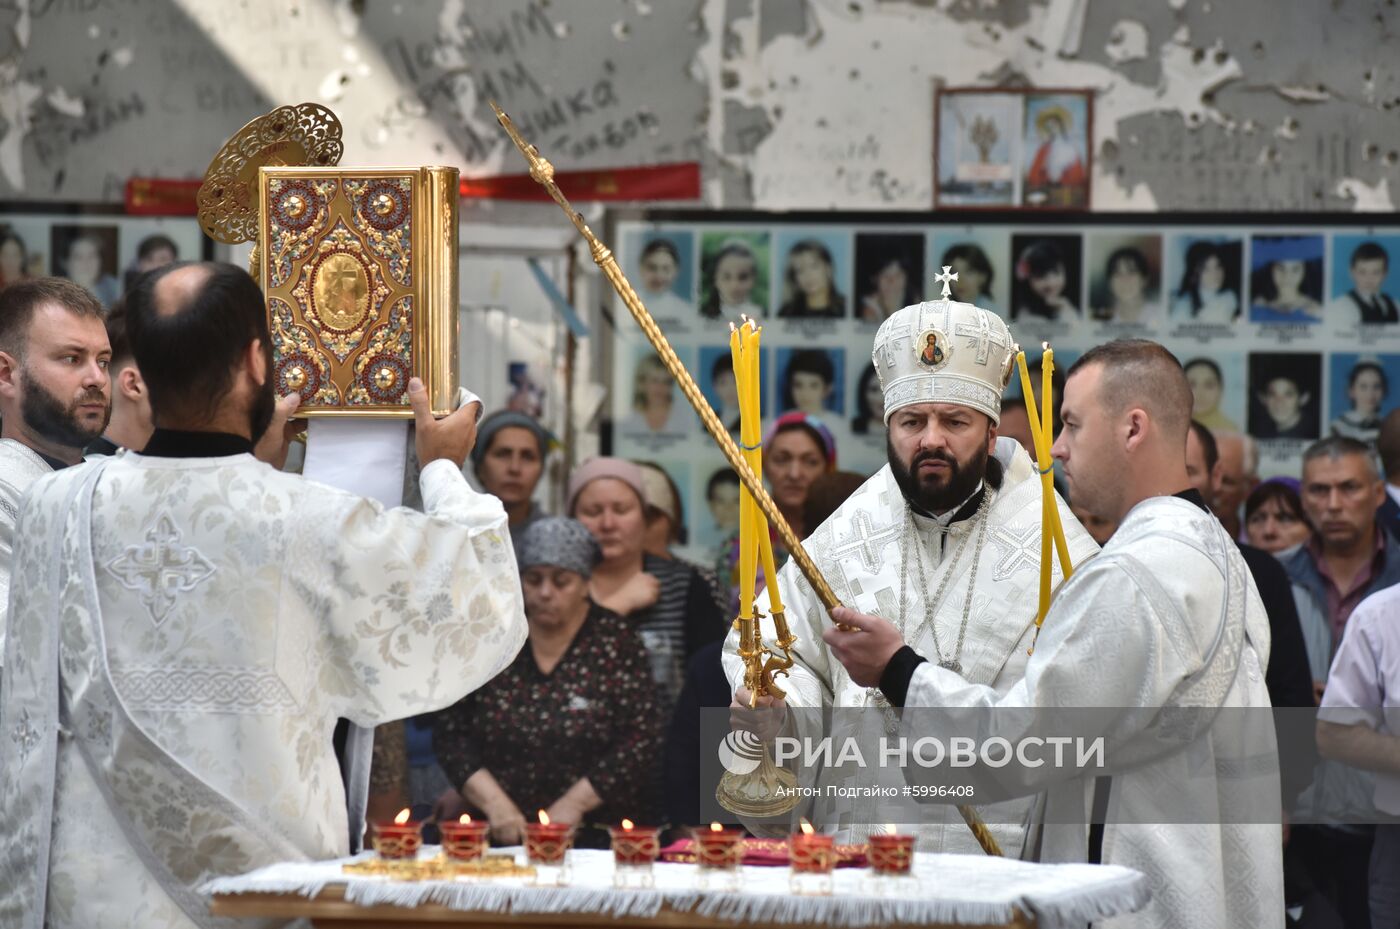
[734,327,757,621]
[1038,346,1073,578]
[747,325,785,616]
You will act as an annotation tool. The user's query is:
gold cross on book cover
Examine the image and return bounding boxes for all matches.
[199,104,459,417]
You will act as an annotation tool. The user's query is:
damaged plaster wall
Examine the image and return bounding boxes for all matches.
[0,0,1396,211]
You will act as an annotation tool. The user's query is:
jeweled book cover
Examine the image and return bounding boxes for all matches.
[259,165,459,417]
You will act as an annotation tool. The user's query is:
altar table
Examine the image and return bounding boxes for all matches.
[206,847,1149,929]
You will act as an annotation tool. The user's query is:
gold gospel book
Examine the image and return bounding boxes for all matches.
[258,165,459,417]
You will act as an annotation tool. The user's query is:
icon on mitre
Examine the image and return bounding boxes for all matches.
[918,331,947,368]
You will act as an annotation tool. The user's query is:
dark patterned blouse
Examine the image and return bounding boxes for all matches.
[432,603,663,837]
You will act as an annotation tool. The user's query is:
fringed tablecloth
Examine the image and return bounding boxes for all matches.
[204,846,1148,929]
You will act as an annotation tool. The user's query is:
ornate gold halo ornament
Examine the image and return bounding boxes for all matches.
[197,103,345,252]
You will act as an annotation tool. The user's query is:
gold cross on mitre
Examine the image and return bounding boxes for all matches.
[934,265,959,300]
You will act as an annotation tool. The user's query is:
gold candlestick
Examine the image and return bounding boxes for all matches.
[490,102,999,858]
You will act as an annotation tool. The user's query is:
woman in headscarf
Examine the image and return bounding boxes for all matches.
[432,518,662,846]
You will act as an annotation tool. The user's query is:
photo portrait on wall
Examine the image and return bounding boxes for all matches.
[850,362,886,437]
[698,230,769,320]
[774,229,851,319]
[698,344,769,435]
[1168,235,1244,325]
[0,225,37,289]
[1249,234,1325,324]
[1022,92,1091,209]
[1184,354,1246,435]
[1326,234,1400,325]
[935,91,1020,208]
[1086,232,1162,324]
[1327,353,1400,449]
[930,230,1010,314]
[618,346,695,439]
[1248,352,1322,441]
[777,346,847,417]
[1010,233,1082,321]
[697,462,742,559]
[51,223,121,305]
[854,232,924,323]
[625,228,695,320]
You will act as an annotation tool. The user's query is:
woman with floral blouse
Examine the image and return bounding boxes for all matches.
[432,518,662,847]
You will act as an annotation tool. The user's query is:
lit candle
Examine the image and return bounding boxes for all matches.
[609,817,661,869]
[868,823,914,876]
[789,818,835,874]
[439,812,489,862]
[524,809,573,865]
[693,822,745,870]
[370,807,423,860]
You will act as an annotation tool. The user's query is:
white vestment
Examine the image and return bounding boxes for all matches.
[0,438,53,664]
[902,495,1284,929]
[722,438,1099,855]
[0,449,528,928]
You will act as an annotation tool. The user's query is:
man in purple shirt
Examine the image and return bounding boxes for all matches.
[1318,582,1400,927]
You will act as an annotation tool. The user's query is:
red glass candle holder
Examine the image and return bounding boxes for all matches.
[609,824,661,866]
[789,832,836,874]
[692,826,745,870]
[371,820,423,860]
[610,823,660,889]
[868,833,915,876]
[524,822,573,865]
[439,819,490,862]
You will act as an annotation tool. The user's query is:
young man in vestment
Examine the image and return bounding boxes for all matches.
[723,295,1098,856]
[825,339,1284,928]
[0,262,529,928]
[0,277,111,670]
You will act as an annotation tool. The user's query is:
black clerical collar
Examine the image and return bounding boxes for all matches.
[911,485,987,524]
[36,450,74,471]
[141,429,254,459]
[85,435,121,458]
[1173,488,1210,513]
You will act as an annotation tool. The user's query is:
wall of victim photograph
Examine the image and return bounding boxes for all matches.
[0,0,1394,557]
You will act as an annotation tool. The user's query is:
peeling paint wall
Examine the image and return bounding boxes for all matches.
[0,0,1396,211]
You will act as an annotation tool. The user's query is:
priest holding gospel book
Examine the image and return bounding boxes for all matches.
[0,262,529,928]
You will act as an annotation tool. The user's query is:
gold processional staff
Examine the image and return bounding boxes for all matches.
[489,102,1003,858]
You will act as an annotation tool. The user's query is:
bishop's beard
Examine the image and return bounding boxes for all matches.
[887,433,990,515]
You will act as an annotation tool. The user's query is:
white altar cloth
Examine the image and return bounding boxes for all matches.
[204,846,1148,928]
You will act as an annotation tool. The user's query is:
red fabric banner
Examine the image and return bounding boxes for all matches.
[125,178,202,216]
[460,161,700,201]
[125,161,700,216]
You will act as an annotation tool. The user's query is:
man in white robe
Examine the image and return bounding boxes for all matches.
[723,295,1097,856]
[825,339,1284,928]
[0,262,529,928]
[0,278,112,657]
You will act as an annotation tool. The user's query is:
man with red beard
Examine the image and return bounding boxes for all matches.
[0,277,110,666]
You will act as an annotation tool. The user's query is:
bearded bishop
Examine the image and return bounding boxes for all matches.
[722,295,1098,856]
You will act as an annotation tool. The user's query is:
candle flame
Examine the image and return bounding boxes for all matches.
[1042,341,1050,351]
[885,823,896,834]
[460,813,471,824]
[538,809,551,826]
[622,818,635,830]
[800,818,814,836]
[728,321,737,333]
[710,822,723,833]
[393,808,411,825]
